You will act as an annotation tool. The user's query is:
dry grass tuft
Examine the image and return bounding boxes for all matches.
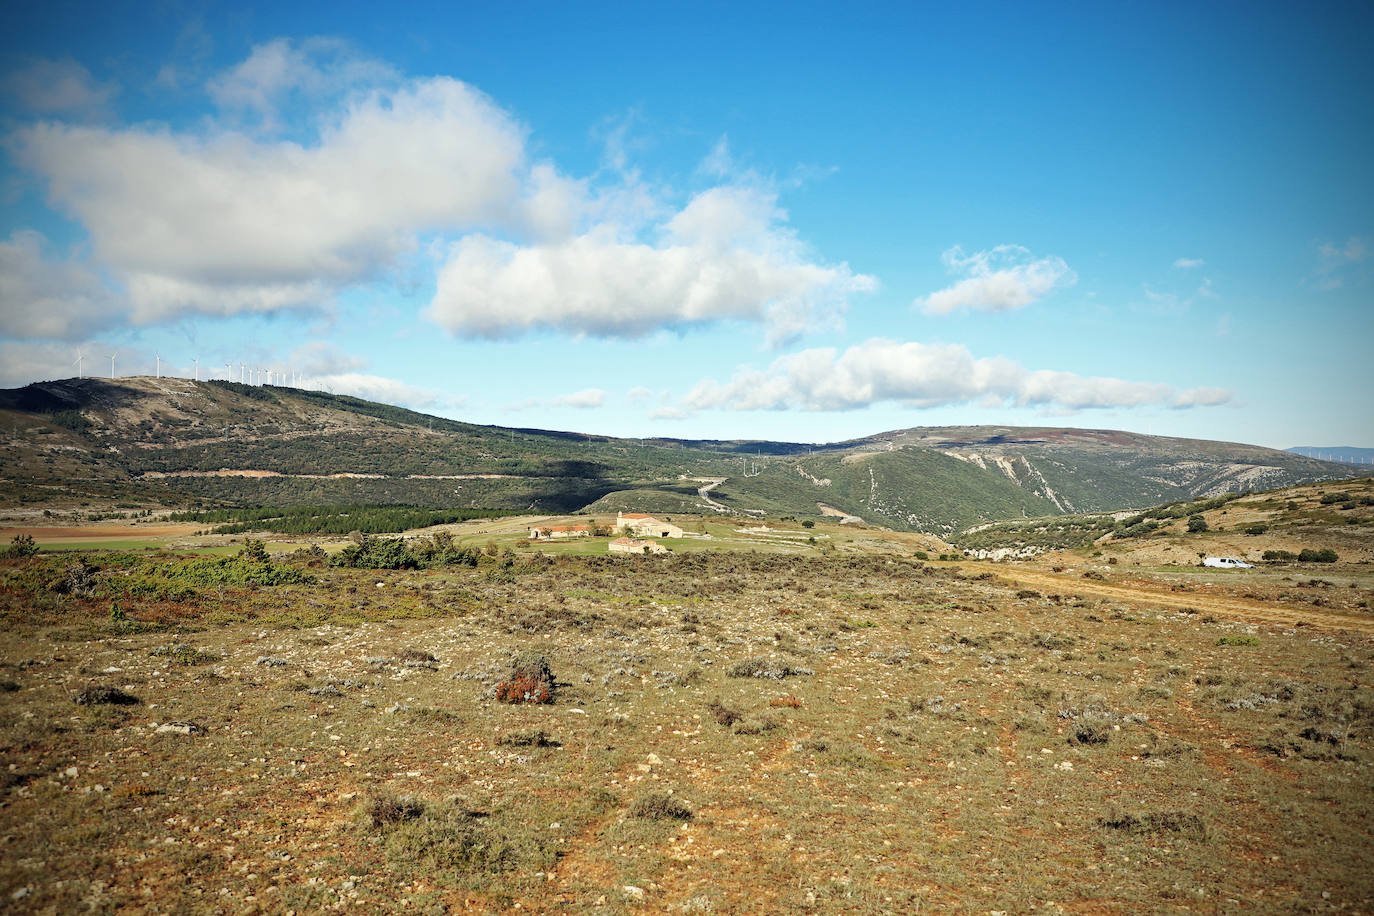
[630,791,693,821]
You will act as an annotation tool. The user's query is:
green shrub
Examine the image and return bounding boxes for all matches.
[3,534,39,559]
[1186,515,1208,533]
[1244,524,1268,536]
[1262,550,1296,561]
[331,535,418,570]
[48,409,91,431]
[1298,548,1338,563]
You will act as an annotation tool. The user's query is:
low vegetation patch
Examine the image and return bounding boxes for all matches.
[727,658,814,679]
[171,504,520,535]
[629,791,693,821]
[72,685,139,706]
[494,651,556,704]
[1100,808,1208,840]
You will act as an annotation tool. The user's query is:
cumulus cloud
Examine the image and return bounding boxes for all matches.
[5,40,868,349]
[0,231,122,339]
[1169,386,1233,409]
[917,245,1075,315]
[12,63,526,323]
[2,58,118,117]
[207,37,397,126]
[0,341,93,387]
[1173,257,1204,269]
[680,338,1231,413]
[427,185,875,345]
[551,387,606,408]
[308,372,457,411]
[289,341,368,376]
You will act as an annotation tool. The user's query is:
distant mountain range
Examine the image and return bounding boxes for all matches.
[1286,446,1374,466]
[0,376,1360,535]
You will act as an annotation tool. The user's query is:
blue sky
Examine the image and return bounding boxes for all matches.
[1,1,1370,449]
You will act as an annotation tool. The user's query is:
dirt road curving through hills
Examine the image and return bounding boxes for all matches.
[971,564,1374,635]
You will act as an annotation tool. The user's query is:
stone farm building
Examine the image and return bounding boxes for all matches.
[616,512,684,538]
[528,523,592,540]
[609,537,668,555]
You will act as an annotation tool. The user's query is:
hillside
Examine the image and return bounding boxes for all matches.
[1288,446,1374,466]
[952,475,1374,565]
[0,376,1357,535]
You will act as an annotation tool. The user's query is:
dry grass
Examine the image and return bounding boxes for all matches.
[0,548,1371,913]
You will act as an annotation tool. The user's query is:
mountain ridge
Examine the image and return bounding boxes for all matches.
[0,376,1357,535]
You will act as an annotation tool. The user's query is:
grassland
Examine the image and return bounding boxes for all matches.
[1,532,1371,914]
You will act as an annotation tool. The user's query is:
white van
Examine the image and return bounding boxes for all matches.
[1203,557,1254,569]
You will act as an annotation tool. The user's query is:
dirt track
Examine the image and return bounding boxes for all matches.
[0,524,201,541]
[979,564,1374,635]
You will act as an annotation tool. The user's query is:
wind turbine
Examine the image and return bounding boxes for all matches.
[155,353,161,378]
[74,349,83,379]
[109,354,116,379]
[194,358,199,382]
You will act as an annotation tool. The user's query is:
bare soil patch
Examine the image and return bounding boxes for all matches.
[0,523,201,542]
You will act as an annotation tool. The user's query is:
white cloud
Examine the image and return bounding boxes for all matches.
[1318,236,1367,266]
[1169,386,1232,409]
[626,386,654,402]
[680,338,1231,413]
[308,372,456,411]
[1173,257,1204,269]
[289,341,367,376]
[6,41,875,347]
[1,58,118,117]
[649,406,689,420]
[699,136,734,178]
[427,185,875,345]
[13,68,526,323]
[551,387,606,408]
[207,37,397,126]
[917,245,1075,315]
[1315,236,1369,289]
[0,231,122,339]
[0,341,88,387]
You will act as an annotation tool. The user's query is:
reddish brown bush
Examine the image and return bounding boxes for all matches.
[495,673,554,704]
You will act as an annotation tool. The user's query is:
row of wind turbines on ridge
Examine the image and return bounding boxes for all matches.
[71,349,306,388]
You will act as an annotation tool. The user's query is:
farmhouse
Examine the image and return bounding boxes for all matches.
[616,512,684,538]
[609,536,668,555]
[528,524,592,540]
